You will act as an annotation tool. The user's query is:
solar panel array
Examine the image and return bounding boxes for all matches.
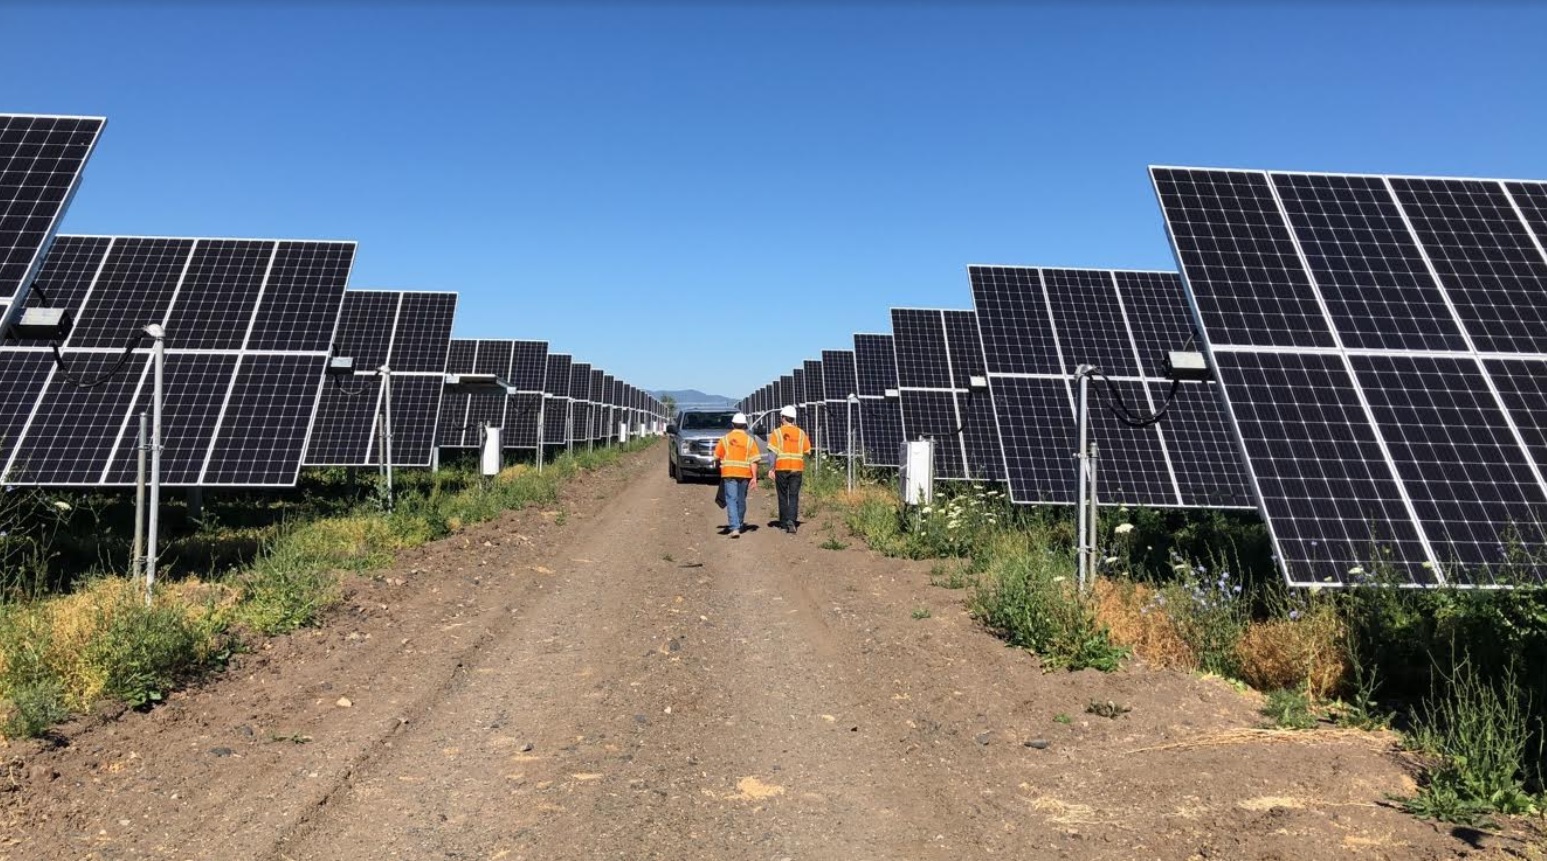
[305,290,456,468]
[0,110,666,498]
[853,333,904,467]
[2,235,355,486]
[1152,166,1547,586]
[969,266,1250,508]
[889,308,1005,481]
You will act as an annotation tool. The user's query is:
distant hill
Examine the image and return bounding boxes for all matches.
[653,389,737,409]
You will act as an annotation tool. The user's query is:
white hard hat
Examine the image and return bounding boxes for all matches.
[731,412,748,426]
[780,405,797,420]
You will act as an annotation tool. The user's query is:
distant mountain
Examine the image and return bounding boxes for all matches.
[653,389,737,408]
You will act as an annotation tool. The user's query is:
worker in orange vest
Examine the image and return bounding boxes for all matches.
[767,405,812,534]
[714,412,761,537]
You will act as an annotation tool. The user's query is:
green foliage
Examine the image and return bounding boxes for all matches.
[1161,559,1250,678]
[1401,657,1541,824]
[83,592,214,708]
[1261,688,1318,730]
[968,539,1126,672]
[910,606,931,620]
[1,677,68,738]
[1053,712,1072,725]
[819,536,848,551]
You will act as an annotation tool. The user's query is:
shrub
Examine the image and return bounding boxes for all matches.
[1403,657,1541,824]
[1236,602,1348,699]
[1261,688,1319,730]
[969,542,1126,672]
[1090,577,1195,670]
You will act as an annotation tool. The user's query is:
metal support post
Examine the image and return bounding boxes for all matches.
[132,412,147,582]
[536,397,546,474]
[146,326,165,605]
[1075,365,1093,594]
[381,365,394,510]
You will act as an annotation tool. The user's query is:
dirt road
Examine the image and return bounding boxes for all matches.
[1,445,1516,859]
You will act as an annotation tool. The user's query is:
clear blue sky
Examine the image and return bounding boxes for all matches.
[5,2,1544,397]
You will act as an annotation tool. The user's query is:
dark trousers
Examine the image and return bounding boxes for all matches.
[774,470,803,527]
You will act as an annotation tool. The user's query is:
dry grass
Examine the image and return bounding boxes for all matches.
[1236,603,1348,699]
[1091,577,1196,671]
[1126,726,1396,755]
[3,577,238,718]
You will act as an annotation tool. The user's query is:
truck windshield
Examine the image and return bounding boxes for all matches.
[681,412,736,430]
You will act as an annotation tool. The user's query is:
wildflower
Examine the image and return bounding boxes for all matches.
[1289,609,1302,621]
[1053,576,1066,583]
[1232,584,1242,594]
[921,506,933,514]
[1347,565,1365,576]
[1114,523,1134,535]
[1421,560,1434,570]
[52,500,71,511]
[1104,556,1118,564]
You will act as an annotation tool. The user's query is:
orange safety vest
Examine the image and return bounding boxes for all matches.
[768,425,811,472]
[714,429,761,479]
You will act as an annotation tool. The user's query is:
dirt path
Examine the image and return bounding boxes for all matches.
[1,445,1524,859]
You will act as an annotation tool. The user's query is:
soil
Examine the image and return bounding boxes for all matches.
[1,443,1540,860]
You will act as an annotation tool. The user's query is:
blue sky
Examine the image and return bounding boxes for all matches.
[5,2,1544,397]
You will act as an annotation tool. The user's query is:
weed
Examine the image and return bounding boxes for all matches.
[1402,657,1541,824]
[1053,712,1072,725]
[661,552,674,563]
[928,563,973,590]
[911,606,931,620]
[968,543,1126,672]
[820,537,849,551]
[1261,688,1318,730]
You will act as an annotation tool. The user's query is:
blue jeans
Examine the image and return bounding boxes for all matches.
[722,478,749,531]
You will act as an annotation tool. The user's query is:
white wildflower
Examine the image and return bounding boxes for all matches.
[1420,560,1434,570]
[921,506,933,514]
[1347,565,1365,576]
[1113,523,1134,535]
[1104,556,1119,564]
[52,500,71,512]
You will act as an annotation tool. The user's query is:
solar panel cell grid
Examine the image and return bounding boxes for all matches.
[0,115,104,317]
[1150,168,1335,349]
[509,341,548,392]
[389,292,456,373]
[65,238,193,349]
[445,339,477,374]
[891,310,952,388]
[164,240,272,351]
[8,353,148,484]
[1045,271,1137,377]
[245,242,354,352]
[203,354,328,485]
[21,235,110,324]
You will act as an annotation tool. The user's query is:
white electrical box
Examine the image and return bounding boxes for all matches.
[899,439,934,506]
[480,425,502,476]
[618,421,630,444]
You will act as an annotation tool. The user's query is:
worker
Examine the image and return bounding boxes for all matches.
[714,412,760,537]
[767,405,812,534]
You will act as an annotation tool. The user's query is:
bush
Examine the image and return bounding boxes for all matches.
[1403,657,1541,824]
[969,540,1126,672]
[1236,602,1348,699]
[1261,688,1319,730]
[1090,577,1194,670]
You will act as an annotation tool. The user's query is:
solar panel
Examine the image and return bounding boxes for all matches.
[569,361,593,447]
[820,350,857,456]
[589,369,606,441]
[1152,165,1547,587]
[853,333,904,467]
[0,115,105,338]
[438,339,513,449]
[968,265,1250,507]
[891,308,1001,481]
[544,353,573,448]
[305,290,456,467]
[503,340,548,449]
[0,235,353,486]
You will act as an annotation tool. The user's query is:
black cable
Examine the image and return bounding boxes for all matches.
[332,373,369,396]
[49,332,146,389]
[1081,368,1182,428]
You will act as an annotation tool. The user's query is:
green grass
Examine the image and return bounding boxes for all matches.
[0,439,658,739]
[910,606,931,620]
[1053,712,1072,725]
[1261,688,1318,730]
[819,536,849,551]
